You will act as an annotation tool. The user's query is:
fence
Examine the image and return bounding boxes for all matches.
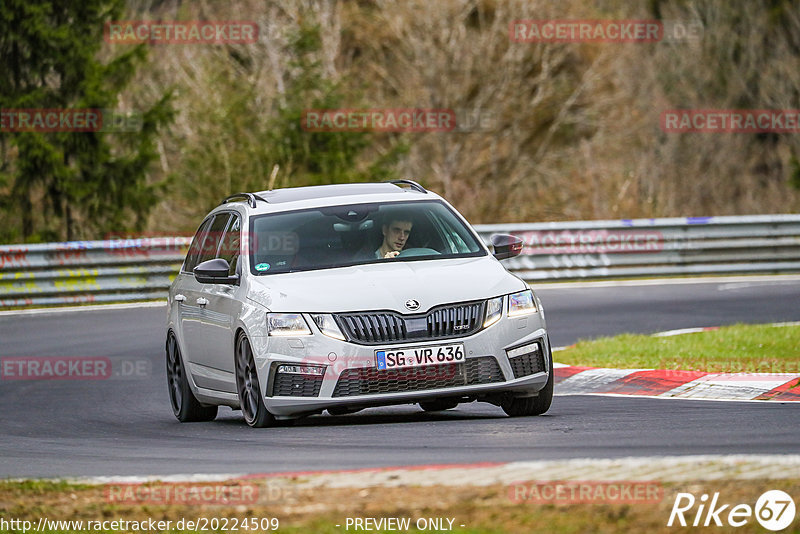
[474,214,800,280]
[0,237,190,308]
[1,215,799,308]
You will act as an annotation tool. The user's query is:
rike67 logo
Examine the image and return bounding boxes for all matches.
[668,490,796,531]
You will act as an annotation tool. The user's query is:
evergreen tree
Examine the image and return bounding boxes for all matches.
[0,0,174,242]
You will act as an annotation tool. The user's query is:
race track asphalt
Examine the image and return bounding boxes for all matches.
[1,277,798,478]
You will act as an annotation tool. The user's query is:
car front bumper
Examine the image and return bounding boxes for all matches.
[251,312,550,417]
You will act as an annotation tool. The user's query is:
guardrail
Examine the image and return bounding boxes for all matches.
[474,214,800,281]
[0,237,190,308]
[1,215,799,308]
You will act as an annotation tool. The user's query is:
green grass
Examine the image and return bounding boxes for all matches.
[2,479,800,533]
[555,323,800,373]
[0,479,93,494]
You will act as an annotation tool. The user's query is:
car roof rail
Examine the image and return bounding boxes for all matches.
[386,179,427,194]
[221,192,268,208]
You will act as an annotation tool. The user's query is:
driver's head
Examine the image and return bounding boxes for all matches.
[381,218,413,252]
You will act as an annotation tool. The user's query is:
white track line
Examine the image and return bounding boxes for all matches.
[529,274,800,290]
[553,392,795,403]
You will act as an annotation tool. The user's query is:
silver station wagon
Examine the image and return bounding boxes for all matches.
[166,180,553,427]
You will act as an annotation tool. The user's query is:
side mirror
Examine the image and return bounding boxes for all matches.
[194,258,239,285]
[491,234,523,260]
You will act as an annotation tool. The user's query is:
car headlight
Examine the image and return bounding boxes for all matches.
[267,313,311,336]
[310,314,345,340]
[484,296,503,327]
[508,289,537,317]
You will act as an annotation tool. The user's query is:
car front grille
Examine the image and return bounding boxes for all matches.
[331,356,504,397]
[271,373,324,397]
[508,343,546,378]
[335,300,485,345]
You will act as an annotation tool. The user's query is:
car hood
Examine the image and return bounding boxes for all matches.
[246,256,525,313]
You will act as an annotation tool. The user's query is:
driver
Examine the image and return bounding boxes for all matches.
[376,217,413,258]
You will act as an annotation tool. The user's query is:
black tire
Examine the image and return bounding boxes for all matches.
[166,332,218,422]
[419,399,459,412]
[235,333,274,428]
[501,339,554,417]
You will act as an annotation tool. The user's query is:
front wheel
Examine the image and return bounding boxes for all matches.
[166,332,218,422]
[501,339,554,417]
[235,334,274,428]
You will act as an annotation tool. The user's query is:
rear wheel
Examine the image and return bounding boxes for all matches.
[166,332,218,422]
[419,399,459,412]
[235,334,274,428]
[501,339,554,417]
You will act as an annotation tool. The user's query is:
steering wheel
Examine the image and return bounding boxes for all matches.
[397,247,440,258]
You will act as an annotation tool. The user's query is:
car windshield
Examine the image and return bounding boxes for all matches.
[248,200,485,274]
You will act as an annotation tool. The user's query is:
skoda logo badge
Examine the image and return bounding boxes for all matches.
[405,299,420,311]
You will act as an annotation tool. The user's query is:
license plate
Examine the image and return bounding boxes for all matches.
[375,343,465,370]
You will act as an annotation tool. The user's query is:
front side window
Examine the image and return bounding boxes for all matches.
[218,216,241,276]
[183,213,232,273]
[183,217,214,273]
[249,200,485,275]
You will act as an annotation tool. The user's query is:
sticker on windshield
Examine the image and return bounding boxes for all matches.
[255,263,270,271]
